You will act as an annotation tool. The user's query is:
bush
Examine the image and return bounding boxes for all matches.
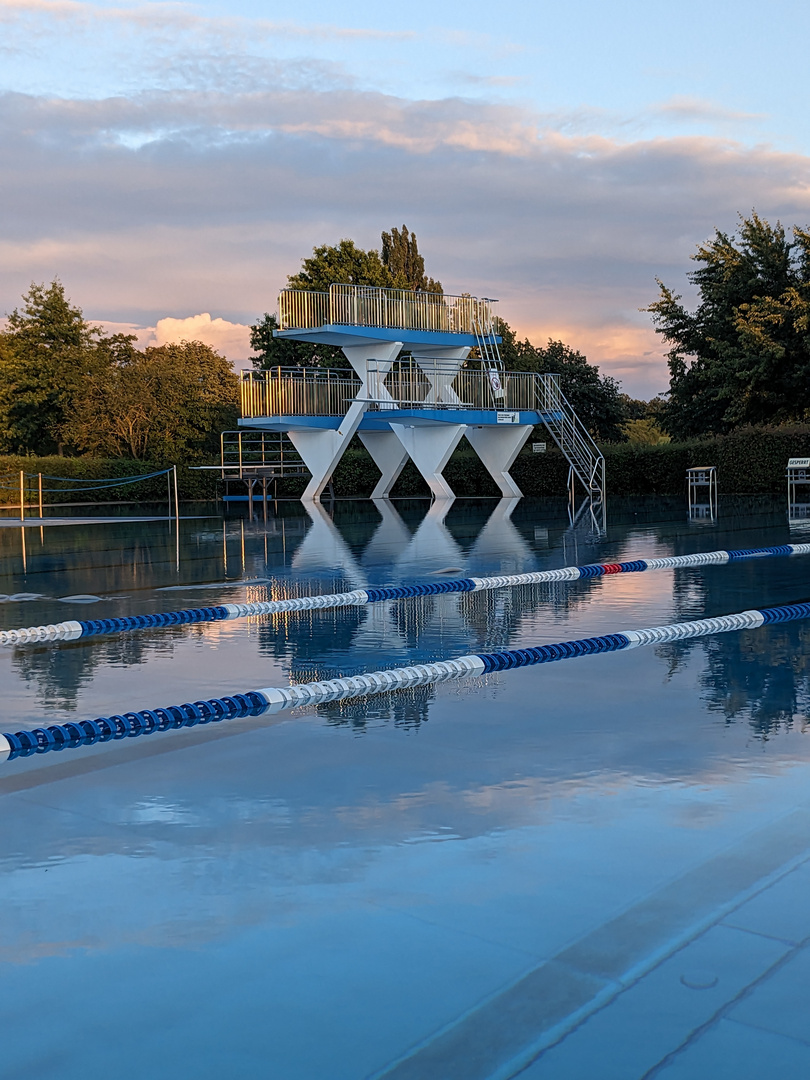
[3,422,807,506]
[0,457,219,505]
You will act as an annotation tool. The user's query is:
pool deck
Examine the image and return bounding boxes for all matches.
[0,516,193,527]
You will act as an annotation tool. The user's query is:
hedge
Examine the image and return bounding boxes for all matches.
[0,457,219,505]
[2,423,807,504]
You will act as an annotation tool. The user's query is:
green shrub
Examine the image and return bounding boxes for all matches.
[3,423,806,505]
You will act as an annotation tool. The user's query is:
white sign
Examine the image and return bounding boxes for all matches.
[496,411,518,424]
[488,368,505,399]
[788,458,810,468]
[532,442,547,453]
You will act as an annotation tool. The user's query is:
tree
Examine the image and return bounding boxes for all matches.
[65,341,238,461]
[381,226,442,292]
[494,320,628,441]
[286,238,394,292]
[647,212,810,438]
[0,281,119,454]
[619,418,671,445]
[254,225,443,368]
[249,313,344,370]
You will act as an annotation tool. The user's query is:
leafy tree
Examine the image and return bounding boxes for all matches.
[286,238,394,292]
[381,226,442,292]
[255,225,443,368]
[0,281,120,454]
[619,418,671,445]
[495,320,627,441]
[647,212,810,437]
[65,341,238,461]
[249,313,344,370]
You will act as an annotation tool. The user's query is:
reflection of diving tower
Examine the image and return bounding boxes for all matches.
[239,284,604,503]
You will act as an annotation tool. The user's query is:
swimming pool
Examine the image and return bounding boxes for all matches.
[2,496,810,1078]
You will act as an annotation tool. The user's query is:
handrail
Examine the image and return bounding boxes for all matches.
[278,284,498,335]
[240,368,360,418]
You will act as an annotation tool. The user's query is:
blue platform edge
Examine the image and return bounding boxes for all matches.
[273,324,502,348]
[239,410,549,432]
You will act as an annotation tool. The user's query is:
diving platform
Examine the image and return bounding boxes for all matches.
[239,284,605,502]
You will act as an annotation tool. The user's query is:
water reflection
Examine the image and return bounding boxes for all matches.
[2,496,809,742]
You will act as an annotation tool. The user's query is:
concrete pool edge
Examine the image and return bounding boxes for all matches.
[370,804,810,1080]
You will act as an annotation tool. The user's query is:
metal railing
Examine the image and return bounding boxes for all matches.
[367,358,539,411]
[241,368,361,418]
[220,430,305,478]
[534,376,605,499]
[239,362,605,500]
[278,284,497,336]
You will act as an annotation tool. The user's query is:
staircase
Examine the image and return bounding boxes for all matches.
[534,375,605,501]
[472,311,604,500]
[472,304,506,401]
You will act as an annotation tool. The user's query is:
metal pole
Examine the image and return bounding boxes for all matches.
[167,469,171,521]
[173,465,180,522]
[19,470,24,521]
[38,473,43,519]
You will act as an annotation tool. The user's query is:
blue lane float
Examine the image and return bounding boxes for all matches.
[1,543,809,647]
[3,600,810,763]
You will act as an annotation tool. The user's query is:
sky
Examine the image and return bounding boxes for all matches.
[1,0,809,397]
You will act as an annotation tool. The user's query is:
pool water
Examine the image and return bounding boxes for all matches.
[2,496,810,1079]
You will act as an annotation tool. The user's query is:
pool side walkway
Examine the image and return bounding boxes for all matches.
[0,516,199,527]
[372,803,810,1080]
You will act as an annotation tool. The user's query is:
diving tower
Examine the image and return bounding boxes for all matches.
[238,284,605,503]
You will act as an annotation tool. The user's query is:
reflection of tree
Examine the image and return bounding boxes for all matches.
[316,684,435,732]
[255,602,366,672]
[699,625,810,738]
[11,629,189,710]
[657,532,810,739]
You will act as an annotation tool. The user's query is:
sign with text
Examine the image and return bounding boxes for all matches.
[496,411,519,424]
[788,458,810,468]
[532,442,547,453]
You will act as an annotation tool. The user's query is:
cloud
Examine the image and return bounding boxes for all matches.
[1,85,809,397]
[652,95,765,125]
[0,0,413,42]
[150,313,252,366]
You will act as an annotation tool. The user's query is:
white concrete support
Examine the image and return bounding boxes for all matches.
[391,423,465,500]
[465,424,532,498]
[358,431,410,499]
[289,341,402,502]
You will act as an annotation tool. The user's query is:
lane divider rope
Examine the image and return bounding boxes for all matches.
[1,543,807,648]
[2,600,809,763]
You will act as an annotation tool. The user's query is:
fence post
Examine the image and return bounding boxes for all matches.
[173,465,180,522]
[19,470,24,521]
[38,473,43,519]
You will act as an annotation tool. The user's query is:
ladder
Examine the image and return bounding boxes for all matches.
[534,375,605,502]
[472,301,506,401]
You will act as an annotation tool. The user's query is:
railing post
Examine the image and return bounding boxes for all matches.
[19,470,24,521]
[173,465,180,523]
[38,473,43,519]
